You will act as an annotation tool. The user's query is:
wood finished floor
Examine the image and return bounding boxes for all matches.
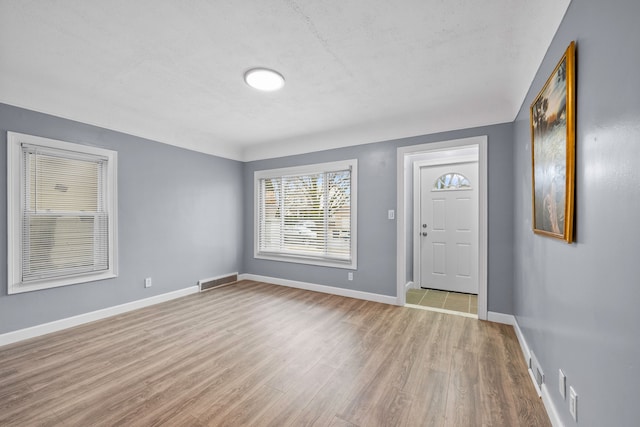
[0,280,550,426]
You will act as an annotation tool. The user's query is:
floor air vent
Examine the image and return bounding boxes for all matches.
[199,274,238,292]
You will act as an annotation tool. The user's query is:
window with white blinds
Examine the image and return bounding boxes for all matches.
[7,132,118,294]
[255,159,357,269]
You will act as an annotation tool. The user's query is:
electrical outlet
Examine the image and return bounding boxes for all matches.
[144,277,152,288]
[348,272,353,281]
[535,367,545,387]
[388,210,395,220]
[559,369,566,399]
[569,386,578,421]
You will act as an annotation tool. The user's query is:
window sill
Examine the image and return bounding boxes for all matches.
[255,253,356,270]
[8,271,118,295]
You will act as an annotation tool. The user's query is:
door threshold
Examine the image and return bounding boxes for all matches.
[405,303,478,319]
[419,287,477,296]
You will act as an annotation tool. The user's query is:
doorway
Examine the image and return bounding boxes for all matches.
[396,136,488,319]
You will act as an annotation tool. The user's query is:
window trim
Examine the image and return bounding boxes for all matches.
[7,132,118,294]
[254,159,357,270]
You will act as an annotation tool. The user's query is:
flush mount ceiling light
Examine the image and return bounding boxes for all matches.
[244,68,285,92]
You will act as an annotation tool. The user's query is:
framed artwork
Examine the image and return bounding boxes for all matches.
[530,41,576,243]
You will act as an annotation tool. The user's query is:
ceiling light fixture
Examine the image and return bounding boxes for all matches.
[244,68,285,92]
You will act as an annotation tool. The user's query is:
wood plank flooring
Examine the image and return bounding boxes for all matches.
[0,280,550,426]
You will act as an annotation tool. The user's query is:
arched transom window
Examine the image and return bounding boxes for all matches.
[433,172,471,190]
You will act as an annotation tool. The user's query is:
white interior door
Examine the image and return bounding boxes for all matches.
[419,162,478,294]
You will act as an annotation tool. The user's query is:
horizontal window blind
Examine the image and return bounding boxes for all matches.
[21,146,109,282]
[257,167,352,263]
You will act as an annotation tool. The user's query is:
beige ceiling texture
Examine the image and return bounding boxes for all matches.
[0,1,570,161]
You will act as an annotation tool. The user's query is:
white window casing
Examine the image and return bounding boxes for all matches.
[7,132,118,294]
[254,159,357,269]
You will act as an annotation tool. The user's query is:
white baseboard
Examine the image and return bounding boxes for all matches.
[488,311,563,427]
[541,383,564,427]
[487,311,516,325]
[405,281,414,292]
[0,285,199,348]
[511,315,532,363]
[238,274,398,305]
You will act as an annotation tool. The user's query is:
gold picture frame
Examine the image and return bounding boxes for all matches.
[530,41,576,243]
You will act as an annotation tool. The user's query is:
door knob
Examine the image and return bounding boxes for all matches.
[422,232,428,236]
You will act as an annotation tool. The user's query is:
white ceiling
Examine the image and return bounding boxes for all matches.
[0,0,570,161]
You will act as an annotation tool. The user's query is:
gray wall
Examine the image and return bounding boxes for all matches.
[242,122,514,313]
[0,103,243,334]
[513,1,640,425]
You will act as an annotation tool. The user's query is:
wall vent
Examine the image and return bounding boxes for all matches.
[528,351,544,397]
[199,273,238,292]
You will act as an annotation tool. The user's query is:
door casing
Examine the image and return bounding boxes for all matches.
[396,136,488,320]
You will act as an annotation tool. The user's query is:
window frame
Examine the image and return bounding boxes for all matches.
[254,159,357,270]
[432,172,472,191]
[7,132,118,294]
